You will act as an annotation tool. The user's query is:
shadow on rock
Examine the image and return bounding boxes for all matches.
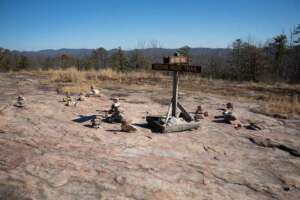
[73,115,96,123]
[133,123,149,129]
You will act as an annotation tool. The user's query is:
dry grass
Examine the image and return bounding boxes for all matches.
[40,68,168,94]
[257,95,300,118]
[33,68,300,117]
[45,68,166,83]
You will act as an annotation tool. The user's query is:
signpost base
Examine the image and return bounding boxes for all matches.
[146,115,200,133]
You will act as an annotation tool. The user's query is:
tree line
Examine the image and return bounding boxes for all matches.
[0,47,151,72]
[208,29,300,83]
[1,25,299,83]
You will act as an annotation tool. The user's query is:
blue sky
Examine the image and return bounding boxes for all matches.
[0,0,299,51]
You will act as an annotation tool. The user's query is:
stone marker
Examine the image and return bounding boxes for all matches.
[203,111,209,117]
[195,105,203,114]
[121,119,137,133]
[194,105,208,121]
[91,115,101,128]
[105,98,123,123]
[90,85,100,95]
[14,95,25,108]
[77,93,86,101]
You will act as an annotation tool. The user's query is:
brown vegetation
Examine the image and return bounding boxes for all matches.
[32,68,300,117]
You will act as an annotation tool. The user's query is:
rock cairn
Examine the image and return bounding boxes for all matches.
[121,119,137,133]
[194,105,208,121]
[105,98,123,123]
[14,95,25,108]
[194,105,204,121]
[91,115,102,128]
[222,102,242,129]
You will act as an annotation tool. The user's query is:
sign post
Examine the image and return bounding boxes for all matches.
[146,53,202,133]
[172,71,179,117]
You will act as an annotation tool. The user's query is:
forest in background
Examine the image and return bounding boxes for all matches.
[1,25,299,83]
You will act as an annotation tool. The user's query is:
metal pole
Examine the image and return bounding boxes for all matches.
[172,71,179,117]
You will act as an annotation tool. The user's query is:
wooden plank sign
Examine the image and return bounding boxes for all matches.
[163,56,188,65]
[152,63,201,73]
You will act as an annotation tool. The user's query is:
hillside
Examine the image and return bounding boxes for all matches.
[15,47,231,58]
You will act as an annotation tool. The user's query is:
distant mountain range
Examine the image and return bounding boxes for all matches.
[14,47,231,58]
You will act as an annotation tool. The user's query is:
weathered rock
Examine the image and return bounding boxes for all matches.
[48,170,70,187]
[121,120,137,133]
[248,136,300,157]
[114,175,127,185]
[1,73,300,200]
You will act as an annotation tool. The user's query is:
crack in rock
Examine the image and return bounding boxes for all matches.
[248,136,300,157]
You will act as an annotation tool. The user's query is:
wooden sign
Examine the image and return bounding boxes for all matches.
[152,63,201,73]
[150,53,202,126]
[163,56,188,65]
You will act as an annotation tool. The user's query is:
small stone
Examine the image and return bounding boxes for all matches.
[121,120,137,133]
[195,105,203,114]
[65,99,78,107]
[233,121,242,129]
[48,171,70,187]
[62,96,71,102]
[114,176,126,185]
[92,89,100,95]
[213,156,219,160]
[194,114,204,121]
[90,85,100,95]
[14,95,26,108]
[78,93,86,101]
[226,102,233,110]
[203,111,209,117]
[17,95,25,101]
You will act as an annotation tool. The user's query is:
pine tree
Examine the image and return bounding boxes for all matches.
[129,49,150,70]
[110,47,128,71]
[91,47,108,69]
[17,55,29,71]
